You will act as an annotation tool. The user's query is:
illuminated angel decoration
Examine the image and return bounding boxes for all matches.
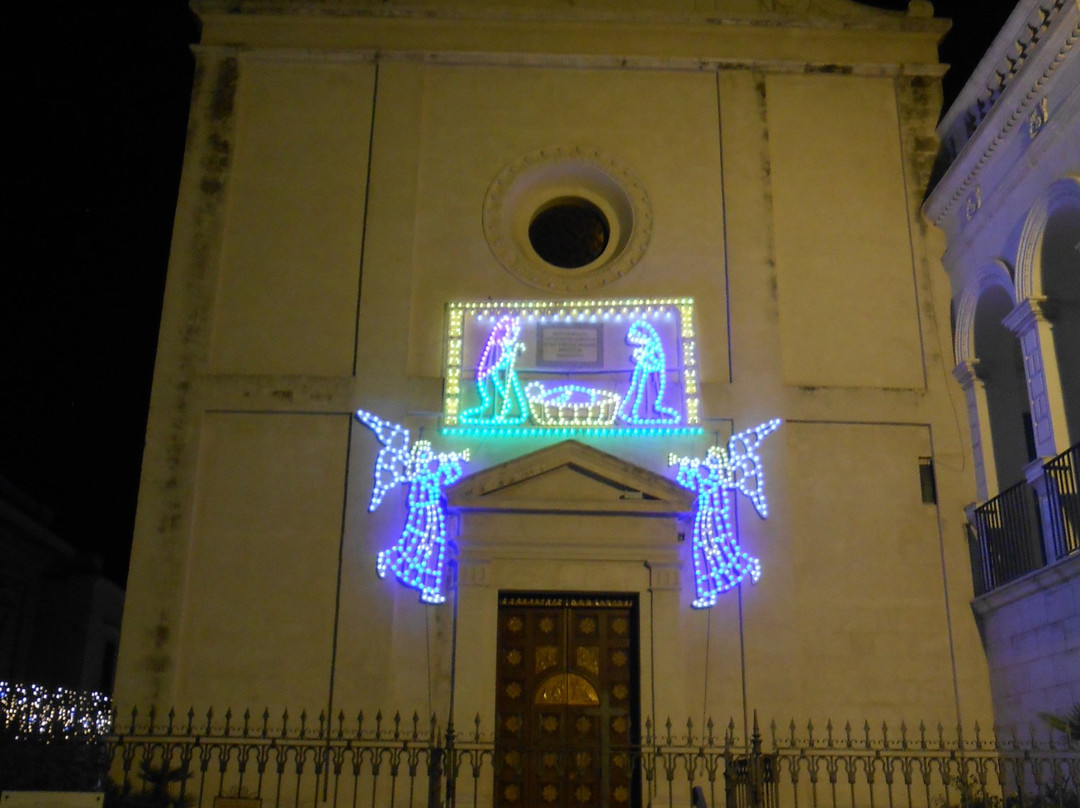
[620,320,679,425]
[355,409,470,604]
[460,314,529,425]
[669,419,781,608]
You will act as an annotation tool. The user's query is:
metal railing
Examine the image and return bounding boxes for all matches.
[5,705,1078,808]
[970,480,1045,595]
[968,444,1080,596]
[1044,444,1080,562]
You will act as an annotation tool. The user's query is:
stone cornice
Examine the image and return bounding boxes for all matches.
[923,1,1078,226]
[192,0,948,31]
[192,1,947,64]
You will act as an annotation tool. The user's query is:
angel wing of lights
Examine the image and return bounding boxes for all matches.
[729,418,782,518]
[355,409,410,512]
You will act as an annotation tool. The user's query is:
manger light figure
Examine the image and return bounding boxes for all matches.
[356,409,471,604]
[669,419,782,608]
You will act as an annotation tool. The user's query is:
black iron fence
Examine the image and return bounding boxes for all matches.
[4,704,1078,808]
[970,443,1079,596]
[1044,444,1080,562]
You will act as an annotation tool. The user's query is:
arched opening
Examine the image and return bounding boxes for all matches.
[974,285,1031,491]
[1040,195,1080,447]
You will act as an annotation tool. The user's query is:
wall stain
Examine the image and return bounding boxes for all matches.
[138,52,239,699]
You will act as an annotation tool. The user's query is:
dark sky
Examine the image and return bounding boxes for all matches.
[3,0,1015,587]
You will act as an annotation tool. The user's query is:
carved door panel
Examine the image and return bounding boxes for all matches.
[495,594,639,808]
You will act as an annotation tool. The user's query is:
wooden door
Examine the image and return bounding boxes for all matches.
[495,593,640,808]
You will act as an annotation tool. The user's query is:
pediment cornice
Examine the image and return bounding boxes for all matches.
[446,440,693,515]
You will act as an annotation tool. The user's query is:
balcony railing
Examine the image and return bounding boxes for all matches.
[970,443,1080,597]
[1044,443,1080,561]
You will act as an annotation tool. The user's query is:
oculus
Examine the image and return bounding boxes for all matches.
[483,145,651,292]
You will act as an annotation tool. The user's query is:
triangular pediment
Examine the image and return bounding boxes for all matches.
[446,441,693,515]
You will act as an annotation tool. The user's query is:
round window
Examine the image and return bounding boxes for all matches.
[528,198,611,269]
[483,145,652,292]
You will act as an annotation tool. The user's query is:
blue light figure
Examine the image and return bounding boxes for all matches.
[669,419,781,608]
[460,314,529,425]
[356,410,470,604]
[620,320,680,425]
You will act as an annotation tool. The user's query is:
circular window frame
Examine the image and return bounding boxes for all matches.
[483,145,652,292]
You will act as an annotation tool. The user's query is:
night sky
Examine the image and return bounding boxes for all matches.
[3,0,1016,587]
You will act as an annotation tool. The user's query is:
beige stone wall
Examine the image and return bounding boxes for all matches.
[116,1,994,734]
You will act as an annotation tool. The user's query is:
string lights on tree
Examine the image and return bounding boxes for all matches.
[669,419,782,608]
[0,681,112,740]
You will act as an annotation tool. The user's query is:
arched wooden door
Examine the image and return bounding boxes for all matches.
[495,593,640,808]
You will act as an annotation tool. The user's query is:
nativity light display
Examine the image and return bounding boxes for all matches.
[443,298,701,437]
[356,409,470,604]
[669,419,782,608]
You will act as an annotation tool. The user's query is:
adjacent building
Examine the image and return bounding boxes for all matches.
[923,0,1079,734]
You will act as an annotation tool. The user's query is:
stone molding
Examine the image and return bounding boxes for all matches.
[924,1,1078,227]
[952,261,1016,367]
[970,548,1080,616]
[1014,175,1080,301]
[446,439,694,514]
[482,145,652,293]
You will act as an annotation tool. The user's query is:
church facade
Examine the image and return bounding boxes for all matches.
[116,0,1008,770]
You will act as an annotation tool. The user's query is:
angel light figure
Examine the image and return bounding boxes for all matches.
[356,409,471,604]
[669,419,781,608]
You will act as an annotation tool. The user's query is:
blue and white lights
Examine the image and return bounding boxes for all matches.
[459,314,529,426]
[669,419,781,608]
[620,320,680,425]
[356,410,470,604]
[443,298,701,437]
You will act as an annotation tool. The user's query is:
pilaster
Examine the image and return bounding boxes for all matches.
[953,360,994,501]
[1003,298,1070,458]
